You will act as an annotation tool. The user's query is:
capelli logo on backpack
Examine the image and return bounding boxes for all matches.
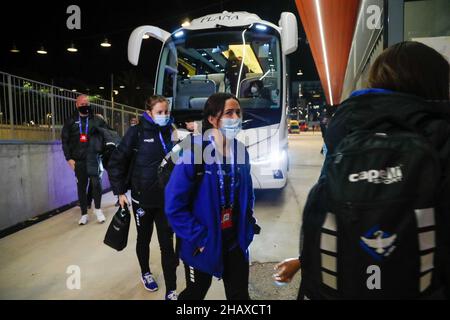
[348,166,403,184]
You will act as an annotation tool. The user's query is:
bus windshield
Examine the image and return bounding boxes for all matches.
[156,27,282,129]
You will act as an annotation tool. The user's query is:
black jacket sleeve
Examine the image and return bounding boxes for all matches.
[97,126,122,147]
[107,125,139,195]
[61,118,73,161]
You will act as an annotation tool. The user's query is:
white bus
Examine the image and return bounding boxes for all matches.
[128,11,298,189]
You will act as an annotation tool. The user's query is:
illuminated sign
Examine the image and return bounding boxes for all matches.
[200,14,239,24]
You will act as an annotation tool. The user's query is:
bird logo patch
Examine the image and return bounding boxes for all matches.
[360,226,397,261]
[136,208,145,217]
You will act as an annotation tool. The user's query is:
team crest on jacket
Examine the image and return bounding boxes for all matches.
[136,208,145,217]
[360,225,397,261]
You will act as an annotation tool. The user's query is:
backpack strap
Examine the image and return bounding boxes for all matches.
[125,123,144,190]
[133,121,144,151]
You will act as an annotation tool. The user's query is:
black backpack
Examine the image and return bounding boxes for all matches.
[97,126,122,170]
[300,116,446,299]
[157,133,204,189]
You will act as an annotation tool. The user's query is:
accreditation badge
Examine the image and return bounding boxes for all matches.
[79,133,88,143]
[220,207,233,230]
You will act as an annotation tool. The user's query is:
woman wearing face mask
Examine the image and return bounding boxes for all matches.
[165,93,258,300]
[247,81,262,97]
[245,80,271,101]
[108,95,179,300]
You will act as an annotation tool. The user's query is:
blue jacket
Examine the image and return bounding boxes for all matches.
[165,136,256,278]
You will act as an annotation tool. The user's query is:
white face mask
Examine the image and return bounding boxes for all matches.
[219,118,242,140]
[154,114,170,127]
[251,86,258,94]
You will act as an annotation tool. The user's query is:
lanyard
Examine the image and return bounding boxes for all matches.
[210,136,236,208]
[142,112,171,155]
[78,116,89,135]
[159,131,170,154]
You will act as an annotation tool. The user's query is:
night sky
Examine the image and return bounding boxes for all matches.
[0,0,319,106]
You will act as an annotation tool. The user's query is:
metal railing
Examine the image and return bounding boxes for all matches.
[0,71,143,141]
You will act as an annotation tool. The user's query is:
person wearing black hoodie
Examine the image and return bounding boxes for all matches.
[107,95,179,300]
[275,41,450,299]
[61,95,107,225]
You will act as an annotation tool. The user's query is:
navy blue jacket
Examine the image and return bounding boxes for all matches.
[323,90,450,178]
[165,136,256,277]
[303,90,450,296]
[108,116,173,208]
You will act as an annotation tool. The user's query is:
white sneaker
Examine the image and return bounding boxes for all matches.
[78,215,88,225]
[94,209,106,223]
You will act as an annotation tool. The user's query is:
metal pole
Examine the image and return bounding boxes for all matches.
[307,104,310,133]
[121,106,125,136]
[104,100,109,125]
[50,82,56,140]
[111,73,114,106]
[103,100,107,121]
[7,74,14,138]
[111,73,114,124]
[111,73,117,131]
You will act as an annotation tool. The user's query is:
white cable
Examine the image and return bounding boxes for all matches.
[236,29,248,98]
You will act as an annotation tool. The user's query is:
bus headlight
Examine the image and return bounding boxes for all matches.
[251,149,287,166]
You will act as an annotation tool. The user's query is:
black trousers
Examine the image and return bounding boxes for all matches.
[131,202,178,292]
[75,160,102,216]
[179,246,250,300]
[87,171,104,207]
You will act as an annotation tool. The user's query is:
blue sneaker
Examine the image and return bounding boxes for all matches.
[165,290,178,300]
[141,273,158,292]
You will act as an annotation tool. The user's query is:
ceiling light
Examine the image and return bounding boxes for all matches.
[37,45,47,55]
[100,38,111,48]
[67,42,78,53]
[10,44,20,53]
